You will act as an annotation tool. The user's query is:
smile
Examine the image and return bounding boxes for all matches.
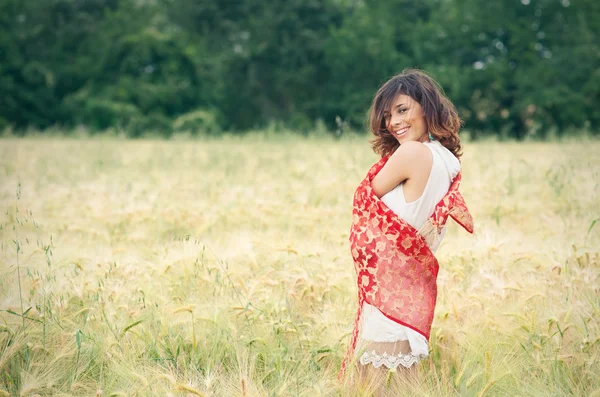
[394,126,410,136]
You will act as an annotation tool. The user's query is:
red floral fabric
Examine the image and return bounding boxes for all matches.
[339,155,474,379]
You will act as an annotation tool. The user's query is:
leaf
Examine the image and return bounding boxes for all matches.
[174,306,193,314]
[3,309,42,323]
[588,218,599,235]
[76,329,83,350]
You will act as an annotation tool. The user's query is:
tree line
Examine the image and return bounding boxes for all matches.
[1,0,598,138]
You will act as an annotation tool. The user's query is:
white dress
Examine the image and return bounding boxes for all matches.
[358,140,461,369]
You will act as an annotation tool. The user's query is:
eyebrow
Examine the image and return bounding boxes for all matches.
[383,103,408,114]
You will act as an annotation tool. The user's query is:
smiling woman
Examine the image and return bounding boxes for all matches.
[383,95,428,144]
[340,69,475,389]
[369,69,463,159]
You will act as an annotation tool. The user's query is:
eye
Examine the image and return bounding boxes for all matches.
[398,108,408,114]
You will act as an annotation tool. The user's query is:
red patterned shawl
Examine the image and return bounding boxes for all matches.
[339,155,474,378]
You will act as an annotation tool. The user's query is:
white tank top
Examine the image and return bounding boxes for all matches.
[359,140,461,355]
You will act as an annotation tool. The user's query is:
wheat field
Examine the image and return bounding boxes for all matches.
[0,134,598,396]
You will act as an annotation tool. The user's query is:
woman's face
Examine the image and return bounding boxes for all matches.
[384,94,428,144]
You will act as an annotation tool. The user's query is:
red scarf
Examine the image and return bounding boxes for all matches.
[339,155,474,379]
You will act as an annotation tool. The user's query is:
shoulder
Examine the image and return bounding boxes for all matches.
[383,141,433,182]
[398,140,431,154]
[370,141,432,197]
[390,141,433,167]
[428,141,461,177]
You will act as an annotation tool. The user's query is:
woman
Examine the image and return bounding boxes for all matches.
[339,69,474,384]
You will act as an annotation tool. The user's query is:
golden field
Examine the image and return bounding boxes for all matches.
[0,135,598,396]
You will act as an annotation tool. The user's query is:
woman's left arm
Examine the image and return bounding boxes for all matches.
[370,141,432,198]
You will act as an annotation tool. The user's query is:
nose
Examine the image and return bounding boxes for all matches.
[390,111,404,127]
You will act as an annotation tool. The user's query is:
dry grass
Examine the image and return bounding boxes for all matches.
[0,134,598,396]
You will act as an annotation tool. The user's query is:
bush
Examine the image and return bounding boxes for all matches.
[172,109,221,136]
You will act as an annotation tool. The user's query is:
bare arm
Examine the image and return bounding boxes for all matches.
[370,141,433,198]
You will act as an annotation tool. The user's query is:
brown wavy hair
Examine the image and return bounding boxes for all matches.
[369,69,463,158]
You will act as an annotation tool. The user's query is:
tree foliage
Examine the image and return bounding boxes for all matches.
[0,0,598,137]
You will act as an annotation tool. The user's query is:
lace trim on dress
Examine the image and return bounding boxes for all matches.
[359,350,426,369]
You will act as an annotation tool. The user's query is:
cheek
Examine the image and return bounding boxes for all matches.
[384,118,391,131]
